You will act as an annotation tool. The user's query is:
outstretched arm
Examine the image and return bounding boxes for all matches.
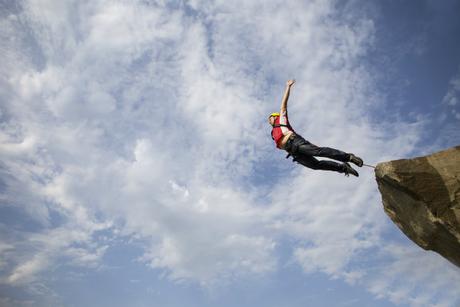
[280,79,295,113]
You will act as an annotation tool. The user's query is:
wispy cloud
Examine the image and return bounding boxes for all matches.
[442,67,460,120]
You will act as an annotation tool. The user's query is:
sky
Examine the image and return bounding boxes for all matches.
[1,0,460,306]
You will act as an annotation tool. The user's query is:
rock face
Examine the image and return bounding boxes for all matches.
[375,146,460,267]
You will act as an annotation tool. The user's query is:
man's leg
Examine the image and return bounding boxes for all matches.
[293,155,359,176]
[292,138,348,162]
[290,135,362,164]
[294,155,341,172]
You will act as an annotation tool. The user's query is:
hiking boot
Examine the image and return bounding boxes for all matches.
[342,162,359,177]
[348,153,363,167]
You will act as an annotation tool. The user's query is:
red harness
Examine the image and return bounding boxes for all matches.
[271,116,294,148]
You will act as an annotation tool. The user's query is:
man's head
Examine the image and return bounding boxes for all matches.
[268,112,279,126]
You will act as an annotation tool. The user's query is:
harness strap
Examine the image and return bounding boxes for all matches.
[271,124,290,140]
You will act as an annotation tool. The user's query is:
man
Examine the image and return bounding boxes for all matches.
[269,79,363,177]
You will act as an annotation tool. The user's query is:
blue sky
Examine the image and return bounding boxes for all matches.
[1,1,460,307]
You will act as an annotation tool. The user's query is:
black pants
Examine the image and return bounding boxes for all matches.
[284,134,350,173]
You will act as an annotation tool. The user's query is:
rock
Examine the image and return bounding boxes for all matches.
[375,146,460,267]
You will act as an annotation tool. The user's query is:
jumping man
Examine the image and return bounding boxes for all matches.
[269,79,363,177]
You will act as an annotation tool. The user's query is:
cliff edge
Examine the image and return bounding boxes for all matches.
[375,146,460,267]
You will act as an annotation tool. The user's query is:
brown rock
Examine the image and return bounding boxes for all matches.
[375,146,460,267]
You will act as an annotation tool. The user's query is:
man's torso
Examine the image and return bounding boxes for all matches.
[272,111,295,149]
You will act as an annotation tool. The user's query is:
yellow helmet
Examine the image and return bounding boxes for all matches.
[269,112,280,118]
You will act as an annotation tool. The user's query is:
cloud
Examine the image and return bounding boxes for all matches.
[442,67,460,120]
[1,224,109,286]
[366,243,460,307]
[0,0,459,306]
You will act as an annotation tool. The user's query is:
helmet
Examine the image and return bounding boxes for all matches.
[268,112,280,118]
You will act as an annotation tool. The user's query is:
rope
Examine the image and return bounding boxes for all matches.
[363,163,376,169]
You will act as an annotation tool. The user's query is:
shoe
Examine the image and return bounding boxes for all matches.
[348,153,363,167]
[342,162,359,177]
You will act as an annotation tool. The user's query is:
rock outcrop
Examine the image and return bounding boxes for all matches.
[375,146,460,267]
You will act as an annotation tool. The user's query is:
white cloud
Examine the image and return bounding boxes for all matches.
[0,0,459,306]
[6,255,48,285]
[366,243,460,307]
[442,68,460,120]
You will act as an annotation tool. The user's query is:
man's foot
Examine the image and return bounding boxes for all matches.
[348,153,363,167]
[342,162,359,177]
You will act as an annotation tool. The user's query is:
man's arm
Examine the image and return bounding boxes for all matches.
[280,79,296,113]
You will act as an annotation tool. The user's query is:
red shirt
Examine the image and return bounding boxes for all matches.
[271,111,295,149]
